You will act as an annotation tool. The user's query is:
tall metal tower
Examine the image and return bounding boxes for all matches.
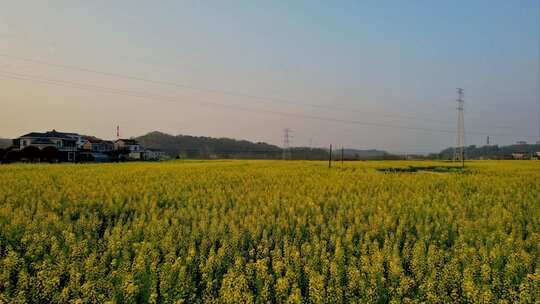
[282,128,292,160]
[453,88,465,163]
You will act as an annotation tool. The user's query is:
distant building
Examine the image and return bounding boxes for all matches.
[516,141,527,145]
[511,152,529,160]
[76,136,113,162]
[8,130,170,163]
[15,130,79,161]
[82,136,114,152]
[114,139,142,152]
[143,149,169,161]
[115,139,143,160]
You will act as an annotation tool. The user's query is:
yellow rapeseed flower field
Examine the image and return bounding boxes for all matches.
[0,160,538,303]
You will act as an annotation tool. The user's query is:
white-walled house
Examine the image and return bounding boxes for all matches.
[115,139,143,160]
[143,149,169,161]
[10,130,171,163]
[15,130,79,161]
[16,130,78,151]
[114,139,142,152]
[82,136,114,152]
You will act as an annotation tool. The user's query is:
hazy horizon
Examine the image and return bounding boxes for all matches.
[1,1,539,153]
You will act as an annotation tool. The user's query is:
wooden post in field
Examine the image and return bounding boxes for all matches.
[329,144,332,168]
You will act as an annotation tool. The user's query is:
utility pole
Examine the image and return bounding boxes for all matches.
[453,88,465,168]
[282,128,292,160]
[307,138,313,160]
[328,144,332,168]
[341,146,344,168]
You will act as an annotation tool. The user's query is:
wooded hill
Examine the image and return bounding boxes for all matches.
[135,131,393,160]
[135,131,284,159]
[438,143,539,159]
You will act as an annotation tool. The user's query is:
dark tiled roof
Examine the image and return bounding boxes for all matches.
[31,138,55,144]
[116,139,139,145]
[20,130,79,140]
[20,132,46,138]
[81,136,113,144]
[83,136,105,143]
[45,130,78,139]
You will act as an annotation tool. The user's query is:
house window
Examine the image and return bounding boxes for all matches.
[22,140,27,147]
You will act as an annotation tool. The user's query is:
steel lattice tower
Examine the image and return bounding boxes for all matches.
[282,128,292,160]
[453,88,465,162]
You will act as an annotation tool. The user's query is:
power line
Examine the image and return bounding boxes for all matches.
[0,54,452,124]
[0,70,537,139]
[1,70,535,139]
[0,53,531,131]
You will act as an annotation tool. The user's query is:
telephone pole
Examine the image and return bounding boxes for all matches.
[282,128,292,160]
[453,88,465,167]
[341,146,344,168]
[328,144,332,168]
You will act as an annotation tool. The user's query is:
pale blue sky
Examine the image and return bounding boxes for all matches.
[0,1,538,153]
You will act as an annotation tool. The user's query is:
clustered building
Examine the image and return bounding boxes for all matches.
[9,130,167,162]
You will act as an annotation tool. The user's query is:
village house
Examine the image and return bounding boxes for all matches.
[14,130,80,161]
[78,136,115,162]
[114,139,143,160]
[511,152,529,160]
[82,136,114,152]
[7,130,170,163]
[143,148,169,161]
